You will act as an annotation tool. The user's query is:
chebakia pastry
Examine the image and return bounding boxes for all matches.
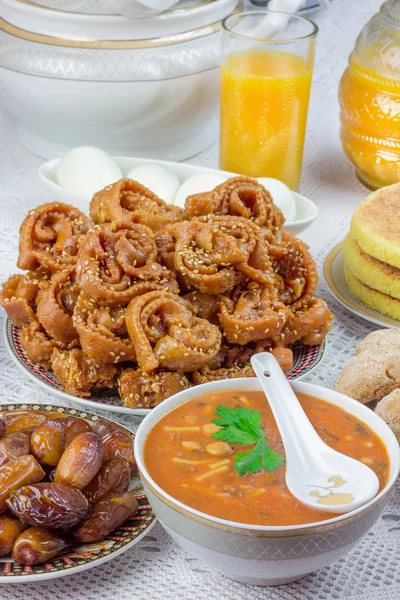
[270,230,318,311]
[119,368,190,408]
[76,221,178,304]
[0,270,47,325]
[90,178,183,232]
[0,177,333,406]
[51,347,119,397]
[219,281,289,345]
[125,290,222,372]
[18,202,92,272]
[185,175,285,240]
[73,293,137,364]
[36,267,80,344]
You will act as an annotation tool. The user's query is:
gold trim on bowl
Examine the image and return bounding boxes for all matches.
[139,469,389,538]
[15,0,215,16]
[323,242,399,328]
[0,9,236,49]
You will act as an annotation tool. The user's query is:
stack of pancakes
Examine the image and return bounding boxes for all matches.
[343,183,400,320]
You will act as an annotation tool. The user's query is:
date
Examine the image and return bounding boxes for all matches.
[93,420,137,475]
[54,432,104,489]
[0,514,24,556]
[0,410,48,434]
[31,417,93,467]
[0,455,45,513]
[12,527,69,565]
[0,432,31,468]
[0,419,5,439]
[73,491,138,543]
[62,417,92,447]
[31,419,65,466]
[83,458,131,505]
[7,482,89,530]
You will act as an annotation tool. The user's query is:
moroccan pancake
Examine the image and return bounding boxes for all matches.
[343,233,400,300]
[351,183,400,269]
[344,266,400,321]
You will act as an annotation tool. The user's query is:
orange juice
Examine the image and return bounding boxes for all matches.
[220,49,313,190]
[339,51,400,189]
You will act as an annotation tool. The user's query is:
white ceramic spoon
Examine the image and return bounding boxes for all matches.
[249,0,306,39]
[250,353,380,513]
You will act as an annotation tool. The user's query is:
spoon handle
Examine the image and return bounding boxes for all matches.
[251,353,326,471]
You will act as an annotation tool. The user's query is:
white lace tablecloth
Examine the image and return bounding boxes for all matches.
[0,0,399,598]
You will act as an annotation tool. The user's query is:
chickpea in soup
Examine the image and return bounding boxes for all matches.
[144,391,390,526]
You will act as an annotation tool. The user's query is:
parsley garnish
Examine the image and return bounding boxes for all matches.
[212,405,285,476]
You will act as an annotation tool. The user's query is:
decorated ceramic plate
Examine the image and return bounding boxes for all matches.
[0,403,156,583]
[323,242,400,329]
[4,318,326,416]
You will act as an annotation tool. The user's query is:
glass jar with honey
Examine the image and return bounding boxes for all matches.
[339,0,400,189]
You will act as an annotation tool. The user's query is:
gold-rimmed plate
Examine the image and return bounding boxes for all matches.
[323,242,400,329]
[0,403,156,583]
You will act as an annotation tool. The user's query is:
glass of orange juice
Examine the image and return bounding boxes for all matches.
[220,11,318,190]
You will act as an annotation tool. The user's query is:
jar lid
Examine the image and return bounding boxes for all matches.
[1,0,237,39]
[353,0,400,81]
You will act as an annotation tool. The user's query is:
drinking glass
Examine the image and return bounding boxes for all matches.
[220,10,318,190]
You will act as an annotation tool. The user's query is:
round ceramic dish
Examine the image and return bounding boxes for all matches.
[0,403,156,583]
[39,157,319,236]
[0,0,238,159]
[134,378,400,586]
[4,318,326,417]
[324,242,400,329]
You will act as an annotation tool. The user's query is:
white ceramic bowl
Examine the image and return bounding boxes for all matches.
[39,156,319,235]
[134,378,400,586]
[0,0,238,159]
[1,0,237,39]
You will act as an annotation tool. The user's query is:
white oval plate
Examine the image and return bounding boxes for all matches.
[4,319,326,417]
[323,242,400,329]
[0,403,156,583]
[39,157,319,237]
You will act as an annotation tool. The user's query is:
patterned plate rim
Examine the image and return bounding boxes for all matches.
[4,318,326,417]
[323,242,400,330]
[0,403,157,582]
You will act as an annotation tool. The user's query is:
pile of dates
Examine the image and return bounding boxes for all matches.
[0,409,139,565]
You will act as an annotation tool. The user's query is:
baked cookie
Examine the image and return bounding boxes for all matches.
[355,329,400,356]
[375,389,400,442]
[334,350,400,404]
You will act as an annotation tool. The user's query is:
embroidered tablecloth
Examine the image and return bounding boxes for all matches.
[0,0,398,597]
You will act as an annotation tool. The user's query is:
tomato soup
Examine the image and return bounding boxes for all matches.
[144,391,390,526]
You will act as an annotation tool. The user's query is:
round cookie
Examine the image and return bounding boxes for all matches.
[356,329,400,356]
[351,182,400,269]
[334,350,400,404]
[375,389,400,442]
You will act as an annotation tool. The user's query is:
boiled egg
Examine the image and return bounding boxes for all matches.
[257,177,297,222]
[126,163,179,204]
[56,146,123,198]
[174,173,227,208]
